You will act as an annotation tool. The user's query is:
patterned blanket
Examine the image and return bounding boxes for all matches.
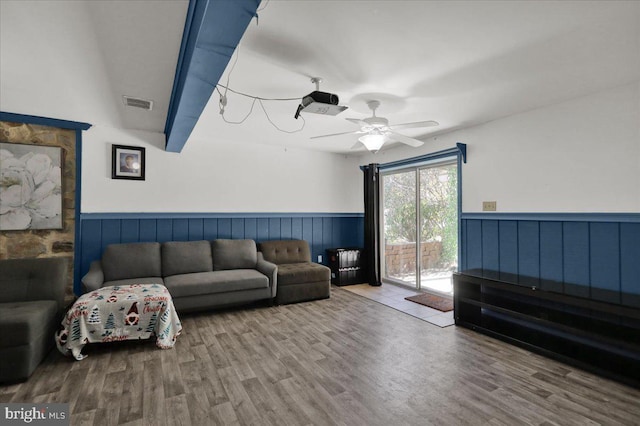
[56,284,182,360]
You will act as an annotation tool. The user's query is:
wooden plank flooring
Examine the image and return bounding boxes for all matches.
[1,287,639,425]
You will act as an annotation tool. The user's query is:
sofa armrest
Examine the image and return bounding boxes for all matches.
[82,261,105,293]
[256,252,278,298]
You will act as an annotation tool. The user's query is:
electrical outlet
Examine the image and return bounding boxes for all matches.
[483,201,497,211]
[317,255,323,263]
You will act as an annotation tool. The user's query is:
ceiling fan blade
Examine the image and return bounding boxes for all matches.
[346,118,369,127]
[350,141,363,150]
[386,131,424,147]
[388,120,439,131]
[310,130,359,139]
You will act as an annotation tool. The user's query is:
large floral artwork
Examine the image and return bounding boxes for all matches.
[0,142,63,230]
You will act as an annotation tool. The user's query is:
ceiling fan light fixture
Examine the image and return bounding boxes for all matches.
[358,133,386,152]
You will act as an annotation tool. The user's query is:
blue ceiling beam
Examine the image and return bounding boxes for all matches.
[165,0,260,153]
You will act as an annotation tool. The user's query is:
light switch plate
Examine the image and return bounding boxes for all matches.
[317,255,323,263]
[483,201,497,211]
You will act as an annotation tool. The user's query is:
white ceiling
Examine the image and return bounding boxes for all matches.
[2,1,639,155]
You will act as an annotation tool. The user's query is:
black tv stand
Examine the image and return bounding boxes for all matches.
[453,271,640,389]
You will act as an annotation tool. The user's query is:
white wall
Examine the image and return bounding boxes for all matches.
[83,82,640,215]
[81,126,363,213]
[356,81,640,213]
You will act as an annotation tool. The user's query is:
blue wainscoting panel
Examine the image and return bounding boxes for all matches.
[157,219,173,242]
[562,222,590,298]
[481,220,499,279]
[232,218,245,240]
[460,213,640,306]
[620,223,640,307]
[139,220,157,242]
[465,220,483,272]
[539,222,563,293]
[590,223,620,304]
[498,221,518,281]
[518,221,540,287]
[78,213,364,294]
[189,218,204,241]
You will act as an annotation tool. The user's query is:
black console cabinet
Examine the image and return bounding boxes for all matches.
[326,248,364,286]
[453,272,640,388]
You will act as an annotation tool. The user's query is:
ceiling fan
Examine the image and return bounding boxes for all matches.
[311,100,438,152]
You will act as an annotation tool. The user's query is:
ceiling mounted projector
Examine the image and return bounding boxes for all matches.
[294,77,348,119]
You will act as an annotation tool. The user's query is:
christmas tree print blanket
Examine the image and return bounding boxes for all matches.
[56,284,182,360]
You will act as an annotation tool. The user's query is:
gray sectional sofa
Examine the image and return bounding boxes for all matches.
[258,239,331,305]
[82,239,277,313]
[0,257,68,383]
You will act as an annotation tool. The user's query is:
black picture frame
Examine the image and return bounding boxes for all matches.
[111,144,145,180]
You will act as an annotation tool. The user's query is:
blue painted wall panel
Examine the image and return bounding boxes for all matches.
[461,216,639,305]
[269,219,281,241]
[157,219,173,242]
[465,220,482,272]
[172,219,189,241]
[331,217,341,251]
[312,218,324,262]
[80,220,102,292]
[281,218,292,240]
[460,219,467,271]
[302,218,313,246]
[518,221,540,287]
[562,222,590,297]
[120,220,139,243]
[101,220,121,249]
[139,219,157,242]
[498,221,518,281]
[292,218,303,240]
[79,214,364,283]
[203,218,218,240]
[218,218,231,239]
[343,218,362,248]
[243,218,257,241]
[481,220,499,279]
[590,223,621,304]
[231,218,245,239]
[188,218,204,241]
[257,218,269,242]
[539,221,563,293]
[621,223,640,307]
[323,217,333,255]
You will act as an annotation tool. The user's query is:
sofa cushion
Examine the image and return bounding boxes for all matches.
[277,262,330,286]
[212,239,257,271]
[258,240,311,264]
[0,300,57,347]
[102,242,162,282]
[162,240,213,277]
[164,270,268,298]
[104,277,164,287]
[0,258,68,308]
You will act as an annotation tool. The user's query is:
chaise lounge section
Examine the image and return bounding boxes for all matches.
[258,239,331,305]
[0,257,68,383]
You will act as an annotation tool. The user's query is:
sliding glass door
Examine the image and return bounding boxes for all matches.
[382,161,458,294]
[381,169,418,285]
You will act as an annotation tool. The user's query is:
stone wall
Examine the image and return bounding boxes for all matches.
[384,241,442,276]
[0,121,76,301]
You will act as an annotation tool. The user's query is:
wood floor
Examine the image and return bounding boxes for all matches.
[1,287,639,426]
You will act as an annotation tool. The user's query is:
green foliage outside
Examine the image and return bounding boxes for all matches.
[383,164,458,269]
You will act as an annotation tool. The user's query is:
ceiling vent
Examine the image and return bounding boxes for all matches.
[123,95,153,111]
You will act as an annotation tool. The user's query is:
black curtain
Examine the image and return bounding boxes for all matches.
[363,163,381,286]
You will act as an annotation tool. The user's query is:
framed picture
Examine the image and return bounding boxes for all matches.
[0,142,63,230]
[112,144,145,180]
